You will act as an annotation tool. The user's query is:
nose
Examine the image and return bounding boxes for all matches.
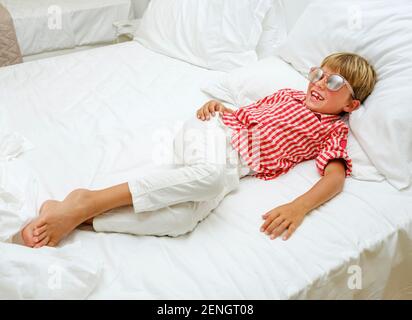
[314,76,327,90]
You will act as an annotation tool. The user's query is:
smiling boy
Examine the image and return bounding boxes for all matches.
[21,52,377,248]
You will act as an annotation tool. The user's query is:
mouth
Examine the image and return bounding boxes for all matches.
[310,90,325,102]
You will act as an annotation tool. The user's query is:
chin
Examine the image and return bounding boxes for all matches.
[305,97,321,112]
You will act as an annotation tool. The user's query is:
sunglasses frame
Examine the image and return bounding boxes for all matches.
[308,67,356,99]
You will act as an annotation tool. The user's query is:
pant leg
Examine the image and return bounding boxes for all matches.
[127,163,228,212]
[93,115,245,236]
[127,115,238,213]
[93,197,223,237]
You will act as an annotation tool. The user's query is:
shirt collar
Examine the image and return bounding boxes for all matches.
[290,89,342,123]
[312,111,342,123]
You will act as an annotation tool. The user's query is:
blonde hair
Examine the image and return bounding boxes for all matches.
[321,52,377,103]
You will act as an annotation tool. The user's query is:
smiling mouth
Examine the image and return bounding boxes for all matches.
[310,90,325,101]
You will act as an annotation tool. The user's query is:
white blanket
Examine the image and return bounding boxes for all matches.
[0,241,102,299]
[0,41,411,299]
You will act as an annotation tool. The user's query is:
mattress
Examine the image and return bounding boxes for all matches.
[1,41,412,299]
[0,0,132,56]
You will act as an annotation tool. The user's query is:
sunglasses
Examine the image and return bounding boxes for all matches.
[307,67,355,99]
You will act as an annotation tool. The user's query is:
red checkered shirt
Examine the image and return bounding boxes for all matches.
[221,88,352,180]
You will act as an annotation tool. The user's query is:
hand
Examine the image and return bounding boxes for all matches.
[196,100,234,121]
[260,201,307,241]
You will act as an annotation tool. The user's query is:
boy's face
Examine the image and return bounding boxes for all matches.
[305,66,360,115]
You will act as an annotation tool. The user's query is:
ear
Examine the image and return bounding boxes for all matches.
[343,99,361,113]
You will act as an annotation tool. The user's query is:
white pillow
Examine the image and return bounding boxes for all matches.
[201,56,384,182]
[202,55,308,107]
[134,0,273,71]
[256,0,287,59]
[276,0,412,190]
[346,131,385,183]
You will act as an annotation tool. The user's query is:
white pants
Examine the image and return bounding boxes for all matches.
[93,115,250,237]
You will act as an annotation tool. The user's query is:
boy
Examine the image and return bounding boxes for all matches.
[21,52,377,248]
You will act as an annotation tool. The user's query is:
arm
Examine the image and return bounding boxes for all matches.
[196,89,283,121]
[260,159,346,241]
[293,159,346,214]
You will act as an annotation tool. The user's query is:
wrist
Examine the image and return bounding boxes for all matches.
[291,198,312,216]
[224,106,234,113]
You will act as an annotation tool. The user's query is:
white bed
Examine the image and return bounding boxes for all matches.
[1,39,412,299]
[0,0,135,58]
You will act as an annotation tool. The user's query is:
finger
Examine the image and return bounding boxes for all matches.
[260,220,270,232]
[260,211,280,231]
[265,216,284,235]
[33,225,47,236]
[283,224,297,241]
[202,104,213,119]
[198,108,206,121]
[260,214,275,232]
[270,220,291,240]
[265,213,283,234]
[262,211,270,219]
[34,236,50,248]
[33,230,48,243]
[197,107,203,120]
[200,101,212,110]
[201,105,210,120]
[262,209,280,219]
[208,102,216,116]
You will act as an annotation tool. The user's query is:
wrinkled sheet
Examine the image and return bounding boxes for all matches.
[0,41,411,299]
[0,241,102,299]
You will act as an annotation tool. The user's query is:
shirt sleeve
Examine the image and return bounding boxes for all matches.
[315,125,352,177]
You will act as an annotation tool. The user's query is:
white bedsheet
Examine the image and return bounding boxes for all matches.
[0,41,411,299]
[0,0,132,56]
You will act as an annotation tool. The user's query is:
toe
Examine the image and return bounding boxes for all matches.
[34,217,47,229]
[34,230,48,243]
[34,225,47,236]
[47,240,58,247]
[34,236,50,248]
[21,225,35,247]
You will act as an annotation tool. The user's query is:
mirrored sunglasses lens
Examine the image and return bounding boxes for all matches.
[327,75,345,91]
[309,68,323,82]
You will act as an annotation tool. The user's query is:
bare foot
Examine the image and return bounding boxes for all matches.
[21,220,39,247]
[28,189,96,248]
[21,201,50,247]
